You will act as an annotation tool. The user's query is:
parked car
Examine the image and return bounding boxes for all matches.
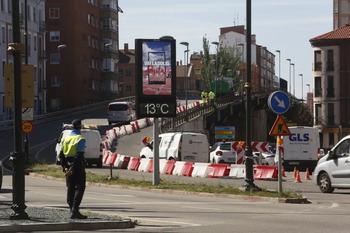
[107,101,136,125]
[0,161,2,190]
[55,124,104,168]
[313,135,350,193]
[210,141,236,164]
[253,152,275,166]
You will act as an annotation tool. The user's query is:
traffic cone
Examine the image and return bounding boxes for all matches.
[282,166,286,177]
[305,168,311,180]
[293,167,297,178]
[295,170,302,183]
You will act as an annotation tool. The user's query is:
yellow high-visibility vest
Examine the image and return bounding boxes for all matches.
[62,134,84,157]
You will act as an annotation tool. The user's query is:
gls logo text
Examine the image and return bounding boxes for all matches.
[289,133,310,142]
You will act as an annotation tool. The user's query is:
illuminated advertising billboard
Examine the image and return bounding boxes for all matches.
[135,38,176,118]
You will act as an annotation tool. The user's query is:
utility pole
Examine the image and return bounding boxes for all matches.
[245,0,261,191]
[9,0,28,219]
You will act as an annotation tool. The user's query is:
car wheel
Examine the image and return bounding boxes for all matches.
[318,172,334,193]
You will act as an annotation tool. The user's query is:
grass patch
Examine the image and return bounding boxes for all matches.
[26,163,302,199]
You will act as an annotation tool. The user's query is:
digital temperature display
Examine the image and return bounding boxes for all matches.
[138,102,176,118]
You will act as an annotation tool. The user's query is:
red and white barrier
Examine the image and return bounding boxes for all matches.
[172,161,186,175]
[138,158,152,172]
[207,164,230,178]
[228,164,245,179]
[191,162,210,178]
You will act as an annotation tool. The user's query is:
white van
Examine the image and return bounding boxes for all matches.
[140,132,209,163]
[279,126,320,171]
[55,126,103,167]
[107,101,136,125]
[313,135,350,193]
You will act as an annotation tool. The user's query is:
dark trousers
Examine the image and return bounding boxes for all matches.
[66,171,86,213]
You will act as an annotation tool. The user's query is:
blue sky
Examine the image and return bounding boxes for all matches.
[119,0,333,100]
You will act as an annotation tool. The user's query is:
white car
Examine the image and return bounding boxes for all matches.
[210,141,236,164]
[253,152,275,166]
[313,135,350,193]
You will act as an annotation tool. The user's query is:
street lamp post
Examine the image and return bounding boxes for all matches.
[286,58,291,93]
[58,44,67,110]
[180,42,189,120]
[299,74,304,103]
[211,42,219,97]
[275,50,281,89]
[291,63,295,96]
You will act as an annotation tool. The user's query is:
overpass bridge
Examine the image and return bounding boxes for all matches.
[161,92,273,145]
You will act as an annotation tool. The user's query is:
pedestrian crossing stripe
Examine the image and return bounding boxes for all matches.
[269,115,291,136]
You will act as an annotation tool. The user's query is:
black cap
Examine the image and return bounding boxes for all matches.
[72,119,82,129]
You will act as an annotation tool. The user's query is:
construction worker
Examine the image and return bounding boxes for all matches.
[59,119,87,219]
[201,90,208,103]
[209,91,215,104]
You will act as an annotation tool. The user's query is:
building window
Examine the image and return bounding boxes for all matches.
[49,8,59,19]
[327,76,334,97]
[51,76,60,87]
[33,35,37,51]
[27,5,31,21]
[33,7,36,22]
[49,31,60,41]
[126,85,132,92]
[327,103,334,125]
[314,50,322,71]
[50,53,60,64]
[327,49,334,71]
[329,133,334,148]
[315,104,322,125]
[126,70,132,77]
[315,76,322,97]
[1,0,4,11]
[7,0,11,13]
[1,27,5,43]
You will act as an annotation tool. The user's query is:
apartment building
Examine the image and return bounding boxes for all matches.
[219,25,278,93]
[118,43,135,97]
[0,0,46,120]
[310,23,350,149]
[333,0,350,29]
[45,0,120,111]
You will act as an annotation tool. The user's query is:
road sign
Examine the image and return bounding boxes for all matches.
[269,115,291,136]
[268,91,290,115]
[22,108,34,121]
[215,126,235,140]
[22,121,34,134]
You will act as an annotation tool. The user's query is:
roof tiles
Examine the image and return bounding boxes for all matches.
[310,22,350,42]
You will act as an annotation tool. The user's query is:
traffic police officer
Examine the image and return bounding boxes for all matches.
[201,90,208,103]
[59,119,87,219]
[209,91,215,104]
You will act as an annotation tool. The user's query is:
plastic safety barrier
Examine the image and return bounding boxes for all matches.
[228,165,245,179]
[191,162,210,178]
[116,155,130,169]
[207,164,230,178]
[128,157,140,171]
[254,165,278,180]
[163,160,176,175]
[173,161,186,175]
[182,162,194,176]
[138,158,152,172]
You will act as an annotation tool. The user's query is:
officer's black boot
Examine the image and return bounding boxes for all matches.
[71,209,87,219]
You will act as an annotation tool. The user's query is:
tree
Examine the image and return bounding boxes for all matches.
[200,37,241,93]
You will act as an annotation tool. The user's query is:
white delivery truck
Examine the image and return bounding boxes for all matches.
[279,126,320,171]
[140,132,209,163]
